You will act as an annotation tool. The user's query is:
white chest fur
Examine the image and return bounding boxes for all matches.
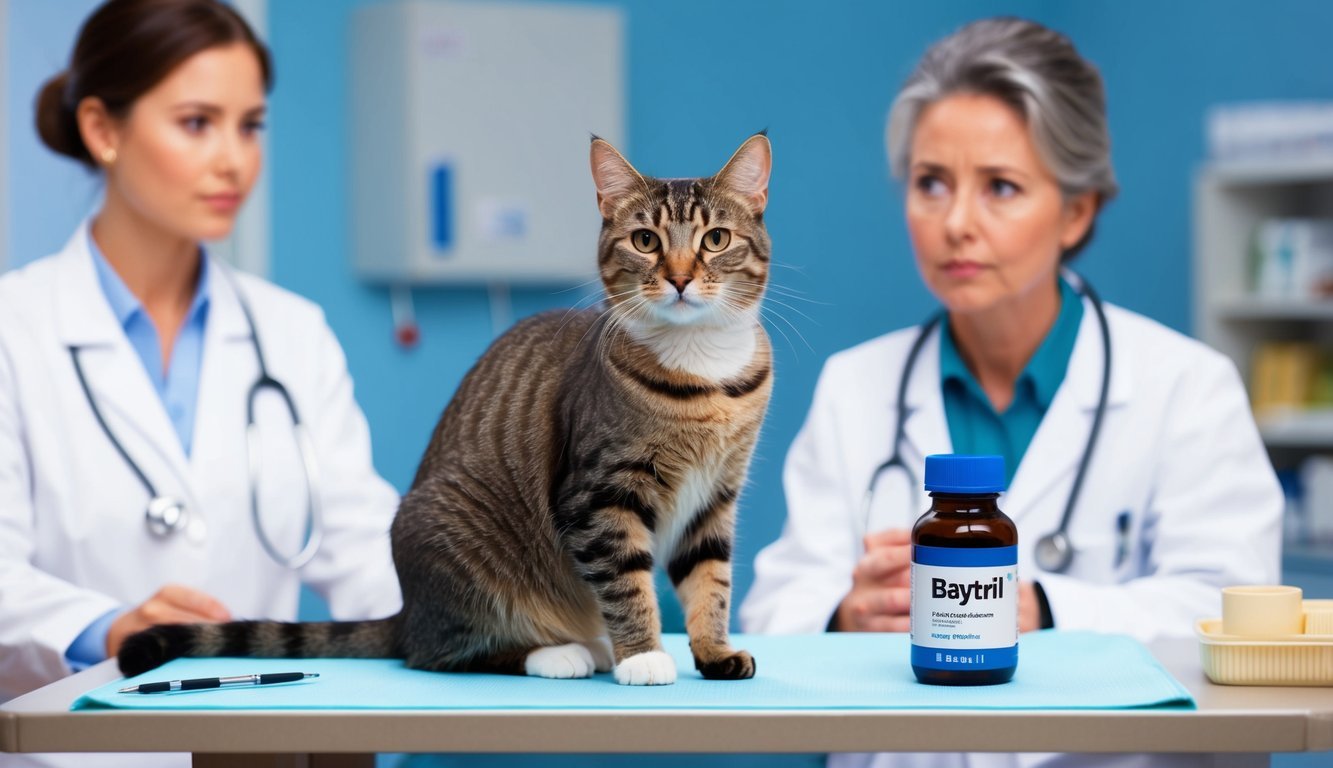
[655,466,716,561]
[628,320,757,382]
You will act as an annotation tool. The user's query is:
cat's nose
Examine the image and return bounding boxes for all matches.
[668,275,693,295]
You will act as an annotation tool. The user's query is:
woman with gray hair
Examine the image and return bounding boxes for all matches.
[742,17,1279,768]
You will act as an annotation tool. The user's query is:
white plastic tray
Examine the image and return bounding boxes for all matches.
[1197,613,1333,686]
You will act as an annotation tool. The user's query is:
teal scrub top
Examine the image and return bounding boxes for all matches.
[938,278,1084,487]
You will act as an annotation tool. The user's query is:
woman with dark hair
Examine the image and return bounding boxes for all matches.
[742,17,1278,768]
[0,4,400,762]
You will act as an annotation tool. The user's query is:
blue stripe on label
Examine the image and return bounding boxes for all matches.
[911,643,1017,671]
[913,545,1017,568]
[431,163,453,253]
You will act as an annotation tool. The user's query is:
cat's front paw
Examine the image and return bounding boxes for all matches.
[525,643,596,679]
[695,648,755,680]
[614,650,677,686]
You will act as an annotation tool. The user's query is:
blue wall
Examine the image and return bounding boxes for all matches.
[4,0,104,267]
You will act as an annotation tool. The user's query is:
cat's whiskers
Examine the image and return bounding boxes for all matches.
[751,294,818,326]
[550,276,609,296]
[724,280,820,331]
[566,285,639,317]
[772,262,809,276]
[555,297,605,338]
[556,285,644,340]
[595,293,653,363]
[759,305,813,355]
[762,285,823,306]
[581,299,627,358]
[716,287,812,356]
[727,278,824,307]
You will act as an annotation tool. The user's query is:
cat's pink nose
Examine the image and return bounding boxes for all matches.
[668,275,692,295]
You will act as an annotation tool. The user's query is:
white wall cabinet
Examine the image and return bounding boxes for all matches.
[349,1,625,285]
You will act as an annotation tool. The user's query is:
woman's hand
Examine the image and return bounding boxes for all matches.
[105,584,231,657]
[834,528,1042,633]
[834,529,913,632]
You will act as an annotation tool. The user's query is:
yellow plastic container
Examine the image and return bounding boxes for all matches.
[1305,600,1333,635]
[1196,596,1333,686]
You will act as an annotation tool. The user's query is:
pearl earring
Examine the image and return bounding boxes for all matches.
[100,148,117,165]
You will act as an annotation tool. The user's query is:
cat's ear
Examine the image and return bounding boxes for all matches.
[714,133,772,215]
[590,137,645,220]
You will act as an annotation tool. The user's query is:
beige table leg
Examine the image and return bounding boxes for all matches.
[193,754,375,768]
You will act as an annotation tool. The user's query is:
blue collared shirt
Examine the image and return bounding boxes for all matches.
[939,278,1084,487]
[87,232,211,455]
[66,233,211,670]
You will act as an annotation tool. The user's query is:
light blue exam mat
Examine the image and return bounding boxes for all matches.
[73,631,1193,711]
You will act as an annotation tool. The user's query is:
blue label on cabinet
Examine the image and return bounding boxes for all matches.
[431,163,453,254]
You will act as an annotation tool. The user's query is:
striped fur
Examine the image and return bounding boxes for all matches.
[118,135,774,685]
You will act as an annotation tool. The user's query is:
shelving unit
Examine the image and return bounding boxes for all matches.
[1259,409,1333,449]
[1215,298,1333,322]
[1193,160,1333,579]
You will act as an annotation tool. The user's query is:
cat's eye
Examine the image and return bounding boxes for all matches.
[630,230,660,253]
[701,228,731,252]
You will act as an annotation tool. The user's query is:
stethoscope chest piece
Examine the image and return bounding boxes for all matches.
[144,496,188,539]
[1034,530,1074,573]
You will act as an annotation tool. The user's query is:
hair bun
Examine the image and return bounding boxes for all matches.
[35,71,93,167]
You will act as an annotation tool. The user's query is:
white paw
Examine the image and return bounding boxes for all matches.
[614,650,677,686]
[582,636,614,673]
[525,643,596,679]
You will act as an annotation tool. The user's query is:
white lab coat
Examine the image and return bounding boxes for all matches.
[740,296,1282,768]
[0,224,403,767]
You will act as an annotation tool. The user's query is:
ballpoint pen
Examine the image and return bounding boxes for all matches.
[118,672,319,694]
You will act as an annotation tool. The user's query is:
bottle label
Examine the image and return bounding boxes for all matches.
[910,544,1018,671]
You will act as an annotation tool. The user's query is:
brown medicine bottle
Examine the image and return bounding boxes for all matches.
[910,454,1018,686]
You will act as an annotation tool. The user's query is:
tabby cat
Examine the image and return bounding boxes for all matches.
[119,134,774,686]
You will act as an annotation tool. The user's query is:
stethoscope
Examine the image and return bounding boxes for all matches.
[861,274,1112,573]
[68,269,325,570]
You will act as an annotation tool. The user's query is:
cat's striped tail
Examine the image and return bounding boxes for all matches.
[116,616,402,677]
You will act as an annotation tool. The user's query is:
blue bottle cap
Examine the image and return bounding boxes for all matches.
[923,454,1005,493]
